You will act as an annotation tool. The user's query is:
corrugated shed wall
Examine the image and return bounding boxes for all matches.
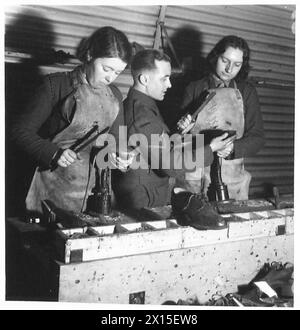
[5,5,162,96]
[163,5,295,198]
[5,5,295,200]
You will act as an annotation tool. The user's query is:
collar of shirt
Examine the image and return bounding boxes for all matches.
[127,87,170,134]
[211,74,232,88]
[128,87,159,111]
[69,65,87,89]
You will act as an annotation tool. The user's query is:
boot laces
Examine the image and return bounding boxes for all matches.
[182,193,211,212]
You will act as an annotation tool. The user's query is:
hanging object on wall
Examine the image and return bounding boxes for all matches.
[153,5,183,74]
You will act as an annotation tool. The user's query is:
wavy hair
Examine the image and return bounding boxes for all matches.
[206,35,251,81]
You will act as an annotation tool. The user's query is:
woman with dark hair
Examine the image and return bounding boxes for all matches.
[206,35,250,82]
[180,35,265,200]
[12,26,132,215]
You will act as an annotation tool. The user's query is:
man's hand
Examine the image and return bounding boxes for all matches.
[109,151,136,172]
[177,114,195,134]
[57,149,79,168]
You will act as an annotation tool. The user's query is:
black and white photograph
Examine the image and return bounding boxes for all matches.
[2,1,297,312]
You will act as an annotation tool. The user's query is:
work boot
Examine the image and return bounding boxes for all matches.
[171,187,227,230]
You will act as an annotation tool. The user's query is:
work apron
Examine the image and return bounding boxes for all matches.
[184,85,251,200]
[26,71,119,214]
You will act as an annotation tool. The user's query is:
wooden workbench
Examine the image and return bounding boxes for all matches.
[6,206,294,305]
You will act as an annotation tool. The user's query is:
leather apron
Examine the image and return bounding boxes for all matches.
[26,68,120,214]
[185,84,251,200]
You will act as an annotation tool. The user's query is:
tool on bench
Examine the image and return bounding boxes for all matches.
[271,186,294,209]
[86,166,112,216]
[41,199,88,228]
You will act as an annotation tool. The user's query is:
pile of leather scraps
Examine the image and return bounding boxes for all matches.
[162,261,294,307]
[215,199,275,214]
[205,292,293,308]
[162,295,200,306]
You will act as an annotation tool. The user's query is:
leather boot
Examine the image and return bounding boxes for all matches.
[171,188,227,230]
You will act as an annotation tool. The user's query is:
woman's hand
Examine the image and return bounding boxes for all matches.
[209,133,236,153]
[57,149,79,168]
[217,143,234,158]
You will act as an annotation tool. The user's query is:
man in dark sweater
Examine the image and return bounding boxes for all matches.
[113,49,234,210]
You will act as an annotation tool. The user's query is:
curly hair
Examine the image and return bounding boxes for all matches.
[206,35,251,81]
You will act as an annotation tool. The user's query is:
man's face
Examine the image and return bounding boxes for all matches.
[145,60,172,101]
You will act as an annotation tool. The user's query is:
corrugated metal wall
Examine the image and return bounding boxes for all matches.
[163,5,295,198]
[5,5,162,96]
[5,5,295,202]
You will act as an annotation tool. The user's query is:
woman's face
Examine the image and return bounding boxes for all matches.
[215,46,243,83]
[86,57,127,88]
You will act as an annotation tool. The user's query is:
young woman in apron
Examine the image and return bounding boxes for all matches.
[11,26,132,215]
[181,35,265,200]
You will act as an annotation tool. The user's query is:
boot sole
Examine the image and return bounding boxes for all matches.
[174,210,227,231]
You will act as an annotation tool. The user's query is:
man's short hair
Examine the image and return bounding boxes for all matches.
[131,49,171,80]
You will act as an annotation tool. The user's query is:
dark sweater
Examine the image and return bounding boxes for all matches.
[113,88,214,209]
